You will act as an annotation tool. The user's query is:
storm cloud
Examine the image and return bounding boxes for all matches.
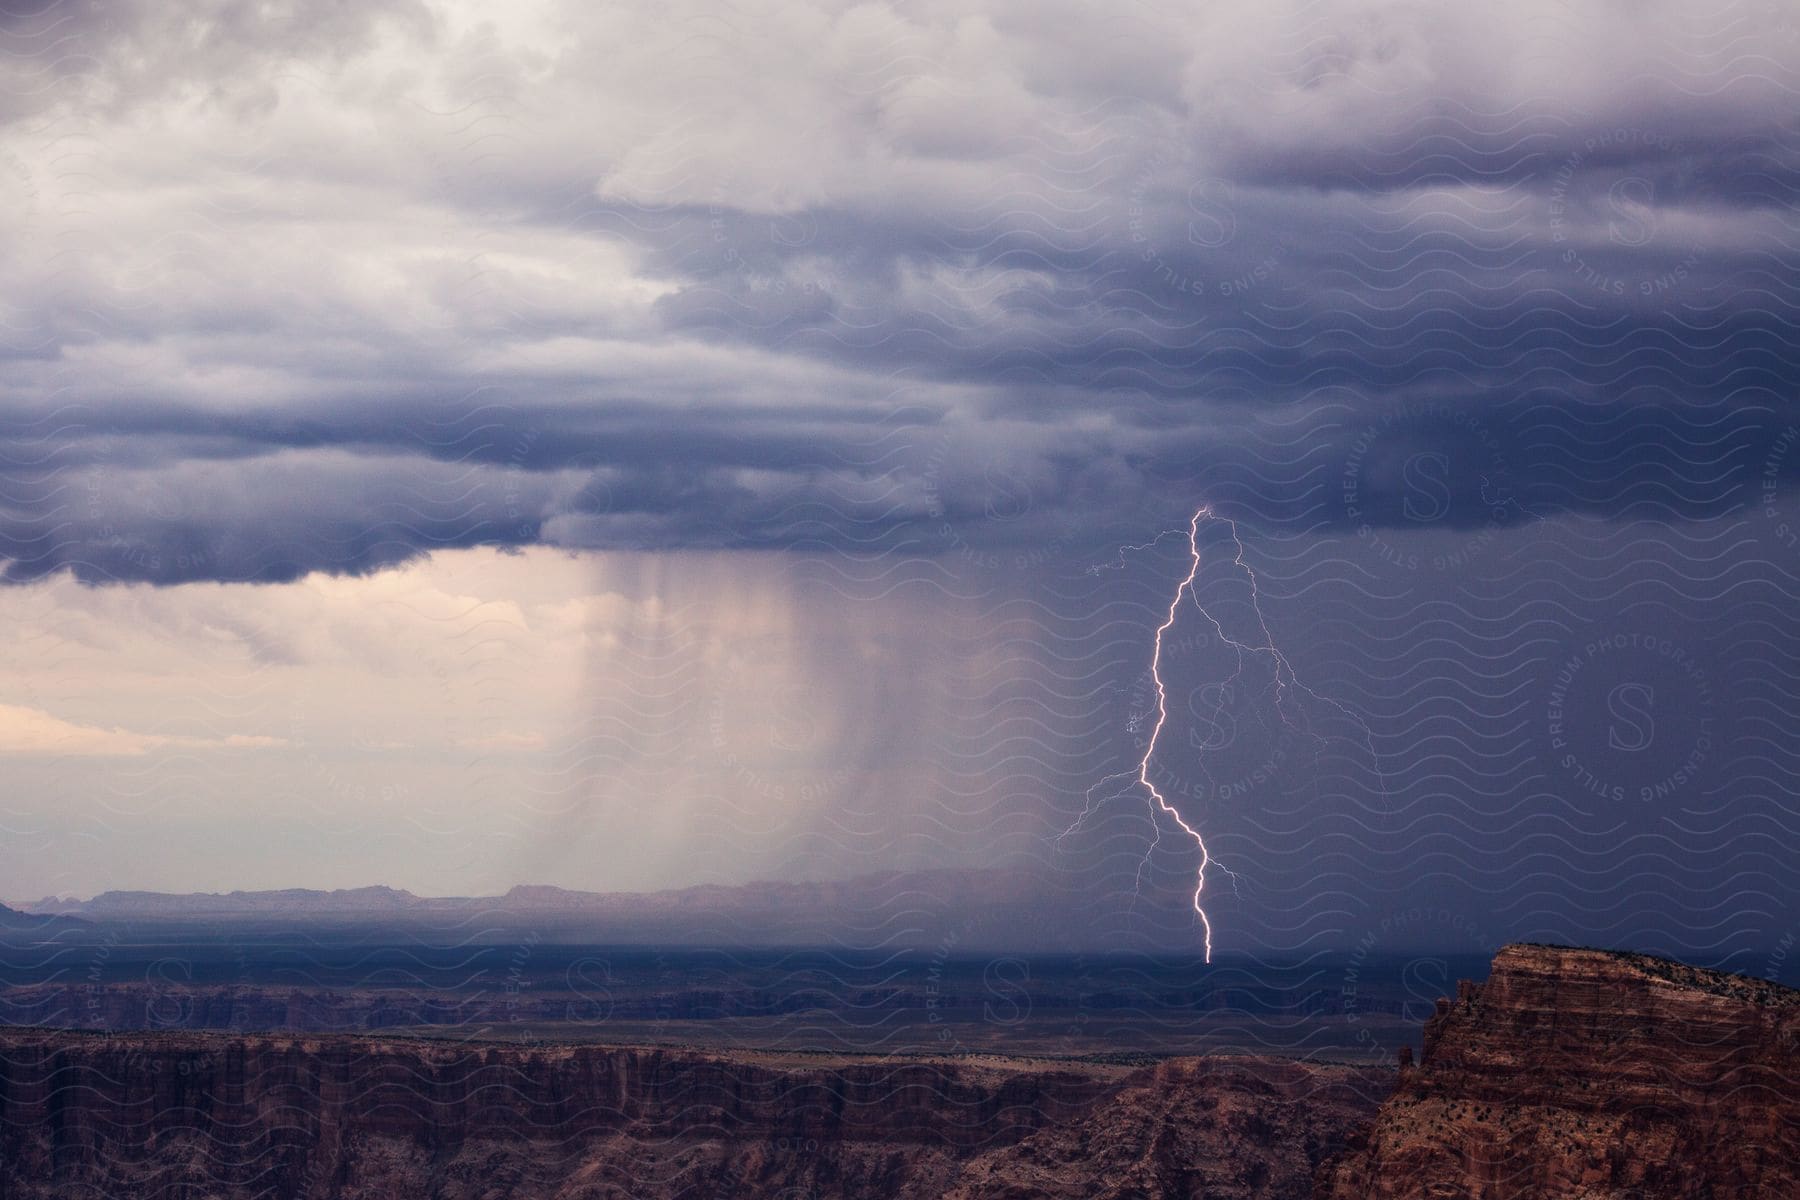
[4,0,1800,965]
[0,0,1796,583]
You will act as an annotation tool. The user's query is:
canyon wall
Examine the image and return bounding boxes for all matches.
[3,943,1794,1198]
[1320,943,1800,1199]
[0,1030,1383,1199]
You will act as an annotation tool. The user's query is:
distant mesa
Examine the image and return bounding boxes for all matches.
[0,902,81,930]
[15,867,1042,918]
[8,867,1064,945]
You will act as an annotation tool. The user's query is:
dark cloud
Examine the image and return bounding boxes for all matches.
[0,0,1797,586]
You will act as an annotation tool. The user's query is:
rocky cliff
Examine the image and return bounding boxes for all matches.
[947,1056,1386,1200]
[0,1030,1384,1199]
[1320,943,1800,1199]
[2,943,1792,1199]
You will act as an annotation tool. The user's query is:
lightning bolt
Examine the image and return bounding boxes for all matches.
[1140,506,1217,959]
[1070,506,1388,964]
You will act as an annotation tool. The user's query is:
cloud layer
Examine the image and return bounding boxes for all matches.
[1,0,1796,583]
[3,1,1800,964]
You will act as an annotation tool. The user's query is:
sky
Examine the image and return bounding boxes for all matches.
[1,0,1798,965]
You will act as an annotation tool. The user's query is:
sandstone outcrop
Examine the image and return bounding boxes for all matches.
[1320,943,1800,1199]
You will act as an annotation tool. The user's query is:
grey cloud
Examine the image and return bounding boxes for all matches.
[0,0,1797,584]
[0,0,435,123]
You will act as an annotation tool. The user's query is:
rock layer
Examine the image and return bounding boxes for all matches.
[947,1056,1387,1200]
[0,1029,1383,1199]
[1320,943,1800,1199]
[3,943,1794,1198]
